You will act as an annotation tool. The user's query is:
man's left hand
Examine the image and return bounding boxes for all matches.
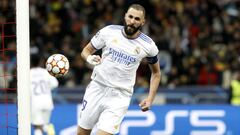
[139,99,152,112]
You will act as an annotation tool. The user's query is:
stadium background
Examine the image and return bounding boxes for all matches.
[0,0,240,135]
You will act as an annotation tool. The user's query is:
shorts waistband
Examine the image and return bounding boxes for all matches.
[92,80,132,97]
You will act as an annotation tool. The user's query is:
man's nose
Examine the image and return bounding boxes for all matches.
[129,18,135,24]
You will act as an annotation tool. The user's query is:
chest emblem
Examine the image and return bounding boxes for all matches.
[134,47,140,55]
[112,39,118,44]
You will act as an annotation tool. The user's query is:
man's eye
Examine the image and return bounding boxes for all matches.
[129,15,133,18]
[135,17,140,21]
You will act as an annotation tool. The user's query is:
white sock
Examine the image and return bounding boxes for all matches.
[43,124,48,132]
[34,129,43,135]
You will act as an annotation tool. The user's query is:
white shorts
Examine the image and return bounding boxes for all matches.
[31,108,52,126]
[78,81,131,134]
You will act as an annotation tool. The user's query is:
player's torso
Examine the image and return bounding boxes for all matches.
[92,26,155,91]
[30,68,52,98]
[100,27,151,69]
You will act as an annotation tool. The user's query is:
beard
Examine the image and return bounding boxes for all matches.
[123,22,142,36]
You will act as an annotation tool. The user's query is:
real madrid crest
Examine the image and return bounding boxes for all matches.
[134,47,140,55]
[112,39,118,44]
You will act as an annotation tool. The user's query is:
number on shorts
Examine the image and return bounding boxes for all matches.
[81,99,87,111]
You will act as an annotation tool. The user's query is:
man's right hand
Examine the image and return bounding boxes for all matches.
[86,55,101,66]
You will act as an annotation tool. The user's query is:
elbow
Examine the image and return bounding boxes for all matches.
[81,51,84,59]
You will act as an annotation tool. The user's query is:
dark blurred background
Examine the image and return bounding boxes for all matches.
[1,0,240,104]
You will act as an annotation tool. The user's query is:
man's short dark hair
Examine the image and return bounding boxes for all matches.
[128,4,145,18]
[31,54,41,67]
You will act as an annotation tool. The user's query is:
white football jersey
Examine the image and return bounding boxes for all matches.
[90,25,159,93]
[30,67,59,110]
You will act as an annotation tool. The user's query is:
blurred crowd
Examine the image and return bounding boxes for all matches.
[0,0,240,89]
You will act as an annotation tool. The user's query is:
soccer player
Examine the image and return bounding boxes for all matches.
[78,4,161,135]
[30,54,59,135]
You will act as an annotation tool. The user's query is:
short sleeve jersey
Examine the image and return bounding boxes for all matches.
[30,67,59,110]
[90,25,158,93]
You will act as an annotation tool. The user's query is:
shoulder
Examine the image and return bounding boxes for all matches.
[105,25,123,30]
[96,25,123,37]
[38,67,48,73]
[101,25,123,32]
[138,33,159,56]
[31,67,48,73]
[139,32,154,45]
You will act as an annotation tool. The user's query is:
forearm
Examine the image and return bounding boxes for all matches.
[81,46,92,61]
[147,71,161,103]
[81,42,98,61]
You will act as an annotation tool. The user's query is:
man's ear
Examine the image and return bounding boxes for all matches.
[124,13,127,20]
[142,18,145,26]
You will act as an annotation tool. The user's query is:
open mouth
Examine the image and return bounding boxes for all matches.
[127,26,135,31]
